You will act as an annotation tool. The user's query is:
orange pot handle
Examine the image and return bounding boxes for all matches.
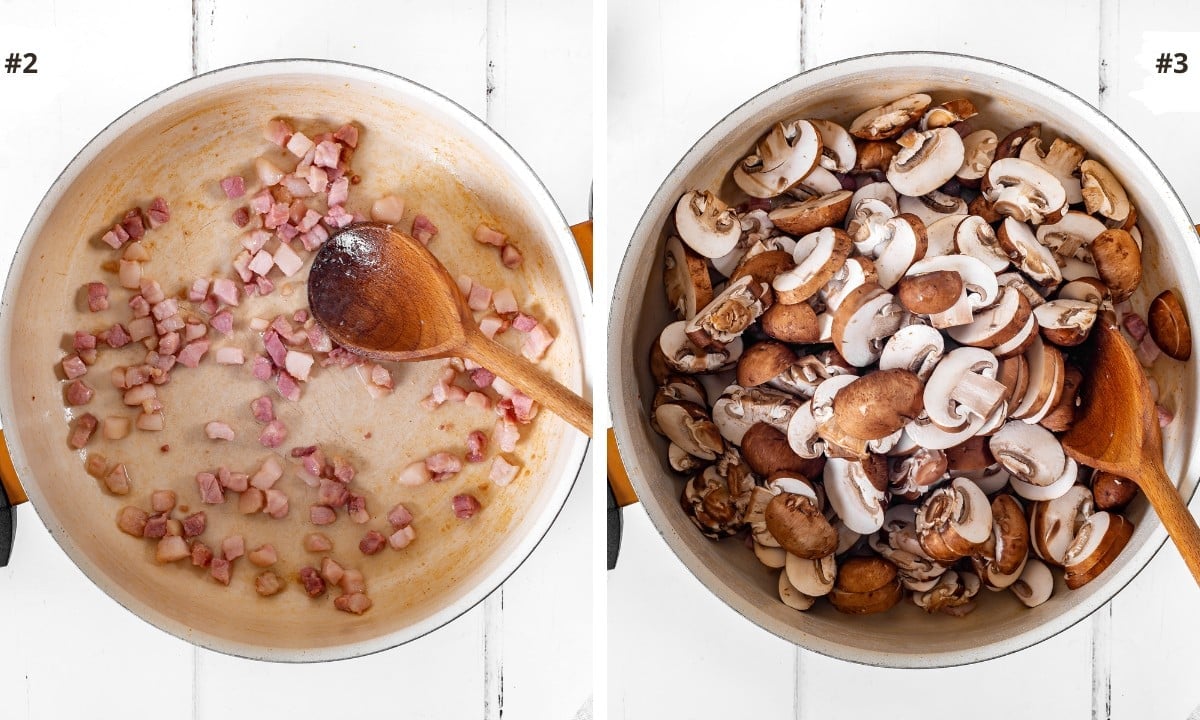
[0,429,22,567]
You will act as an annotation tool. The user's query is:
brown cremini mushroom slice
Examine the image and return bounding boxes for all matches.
[846,187,898,255]
[658,320,743,374]
[922,347,1008,430]
[1009,337,1064,422]
[730,249,795,290]
[810,118,857,173]
[970,494,1029,590]
[1033,299,1097,347]
[995,123,1042,160]
[1019,136,1086,205]
[996,218,1062,287]
[664,235,714,320]
[1090,228,1142,302]
[1148,289,1192,360]
[654,401,724,461]
[1038,365,1082,433]
[711,384,800,445]
[1011,557,1054,607]
[919,98,977,130]
[989,420,1066,490]
[915,477,993,562]
[898,191,968,228]
[742,422,823,479]
[779,568,816,610]
[1079,159,1131,225]
[868,214,929,290]
[1029,484,1093,565]
[785,551,837,597]
[754,541,787,568]
[888,447,949,500]
[733,120,823,198]
[680,459,754,539]
[831,369,926,440]
[998,271,1048,309]
[946,286,1032,349]
[982,158,1067,225]
[853,140,901,173]
[886,128,965,198]
[828,556,903,615]
[923,213,968,258]
[990,311,1040,359]
[904,410,986,451]
[878,324,945,381]
[820,256,878,312]
[871,504,949,589]
[912,569,982,616]
[967,193,1003,224]
[737,341,798,388]
[1037,211,1105,265]
[709,210,779,278]
[1062,511,1134,589]
[849,94,932,141]
[954,215,1011,273]
[830,283,906,367]
[685,275,770,351]
[823,456,888,534]
[773,348,856,399]
[902,254,998,329]
[1092,470,1139,510]
[768,190,854,237]
[810,374,866,457]
[760,301,821,344]
[675,190,741,258]
[767,492,838,560]
[773,227,854,305]
[956,129,998,187]
[1009,451,1078,502]
[787,400,825,460]
[668,443,705,473]
[792,165,844,199]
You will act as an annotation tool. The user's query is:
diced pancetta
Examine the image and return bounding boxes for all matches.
[68,413,98,449]
[299,566,326,597]
[474,224,507,247]
[255,156,285,186]
[255,571,284,596]
[215,347,244,365]
[411,214,438,245]
[370,195,405,224]
[522,324,555,361]
[501,244,523,268]
[347,494,369,524]
[313,140,341,168]
[86,282,109,312]
[197,472,225,504]
[191,541,214,568]
[151,489,176,512]
[250,396,274,423]
[62,355,88,380]
[273,242,304,277]
[426,452,463,481]
[142,512,168,539]
[334,123,359,148]
[466,430,488,463]
[220,175,246,199]
[103,463,131,495]
[242,228,272,254]
[211,278,240,307]
[452,494,482,519]
[276,371,301,401]
[467,282,493,311]
[182,511,207,538]
[494,417,520,452]
[259,419,288,448]
[492,287,518,314]
[177,339,210,368]
[310,505,337,525]
[334,592,373,615]
[222,534,245,561]
[389,526,417,550]
[398,460,431,486]
[358,530,386,555]
[248,543,278,567]
[156,535,190,563]
[101,415,130,441]
[512,312,538,333]
[304,532,333,553]
[489,456,519,487]
[158,332,181,356]
[252,355,273,381]
[264,488,289,519]
[232,207,251,227]
[205,421,235,441]
[210,557,232,586]
[66,379,94,406]
[465,391,491,411]
[264,118,293,146]
[285,350,314,381]
[238,487,264,514]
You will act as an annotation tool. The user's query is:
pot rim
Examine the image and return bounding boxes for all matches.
[0,57,592,662]
[608,50,1198,668]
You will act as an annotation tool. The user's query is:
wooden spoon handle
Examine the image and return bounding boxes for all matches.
[463,331,592,437]
[1138,459,1200,587]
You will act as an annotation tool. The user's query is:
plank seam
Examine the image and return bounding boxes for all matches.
[1092,603,1112,720]
[484,591,505,720]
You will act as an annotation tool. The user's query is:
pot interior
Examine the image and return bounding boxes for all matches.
[613,55,1200,666]
[1,64,586,660]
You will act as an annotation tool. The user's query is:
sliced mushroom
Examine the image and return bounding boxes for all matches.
[954,215,1010,273]
[675,190,741,258]
[919,98,977,130]
[982,158,1067,225]
[787,400,824,459]
[956,129,998,186]
[779,568,816,611]
[878,324,945,381]
[821,255,878,312]
[1090,228,1142,303]
[1062,511,1134,589]
[990,311,1040,359]
[887,128,965,197]
[1019,136,1086,205]
[912,569,981,616]
[680,460,754,539]
[742,422,823,479]
[995,123,1041,160]
[1038,365,1082,432]
[772,227,854,305]
[888,447,948,499]
[848,181,900,222]
[831,369,926,440]
[904,411,985,451]
[898,191,968,228]
[924,213,968,257]
[970,494,1029,589]
[1079,159,1131,225]
[759,302,820,345]
[774,349,856,399]
[849,94,931,140]
[711,384,800,445]
[824,456,888,534]
[996,218,1062,287]
[1092,470,1139,511]
[686,276,769,352]
[903,254,998,329]
[1037,211,1104,265]
[1029,484,1093,565]
[766,492,838,559]
[737,341,797,388]
[653,375,707,409]
[658,321,743,374]
[754,541,788,568]
[870,214,929,290]
[871,505,949,590]
[810,118,857,173]
[654,401,725,461]
[967,193,1003,223]
[1011,557,1054,607]
[785,551,837,597]
[1148,289,1192,360]
[664,235,715,320]
[946,286,1033,349]
[668,443,705,473]
[988,420,1066,489]
[915,477,993,562]
[853,140,901,173]
[827,556,903,615]
[734,120,823,198]
[831,283,907,367]
[746,485,781,547]
[1010,456,1079,502]
[998,271,1047,309]
[923,347,1008,430]
[1034,299,1097,347]
[1009,337,1064,421]
[811,374,867,457]
[768,190,853,237]
[730,249,795,290]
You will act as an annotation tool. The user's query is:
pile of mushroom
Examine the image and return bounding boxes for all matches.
[653,93,1192,618]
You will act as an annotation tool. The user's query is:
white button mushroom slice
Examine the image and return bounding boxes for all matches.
[1034,299,1098,347]
[997,271,1047,309]
[658,321,743,374]
[1037,211,1104,264]
[1062,510,1134,589]
[923,347,1007,429]
[904,411,985,450]
[887,427,921,457]
[989,420,1067,488]
[1056,278,1107,305]
[1029,484,1093,565]
[786,400,825,459]
[667,442,705,473]
[996,218,1062,287]
[733,120,823,198]
[823,457,887,534]
[976,401,1010,436]
[820,256,877,312]
[1010,456,1079,502]
[768,190,854,237]
[846,197,898,257]
[982,158,1068,225]
[1079,159,1131,224]
[675,190,741,258]
[904,255,998,329]
[814,312,834,344]
[1009,337,1065,420]
[710,384,800,445]
[915,477,994,562]
[772,227,853,305]
[946,286,1033,350]
[923,213,968,258]
[956,129,998,184]
[954,215,1011,273]
[1060,257,1101,282]
[1019,136,1086,205]
[779,568,816,611]
[887,128,965,197]
[810,118,857,172]
[912,569,982,615]
[765,474,819,500]
[790,165,844,199]
[1011,557,1054,607]
[830,284,906,367]
[709,210,778,278]
[848,181,899,216]
[754,541,788,568]
[990,311,1040,359]
[654,402,724,461]
[849,93,932,140]
[869,214,929,290]
[664,235,714,321]
[685,275,769,350]
[879,325,945,381]
[785,552,837,597]
[898,191,967,228]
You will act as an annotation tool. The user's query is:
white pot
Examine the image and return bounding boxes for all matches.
[609,52,1200,667]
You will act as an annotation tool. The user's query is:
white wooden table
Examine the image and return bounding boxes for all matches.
[0,2,591,718]
[605,1,1200,718]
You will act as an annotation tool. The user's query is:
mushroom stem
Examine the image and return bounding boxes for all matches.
[928,290,973,329]
[950,372,1008,421]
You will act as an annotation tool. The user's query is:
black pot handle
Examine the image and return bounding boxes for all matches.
[607,429,637,570]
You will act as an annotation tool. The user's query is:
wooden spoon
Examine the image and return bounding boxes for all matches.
[307,222,592,436]
[1061,320,1200,585]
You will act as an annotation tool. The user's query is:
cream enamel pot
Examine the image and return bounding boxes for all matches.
[608,52,1200,668]
[0,59,591,661]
